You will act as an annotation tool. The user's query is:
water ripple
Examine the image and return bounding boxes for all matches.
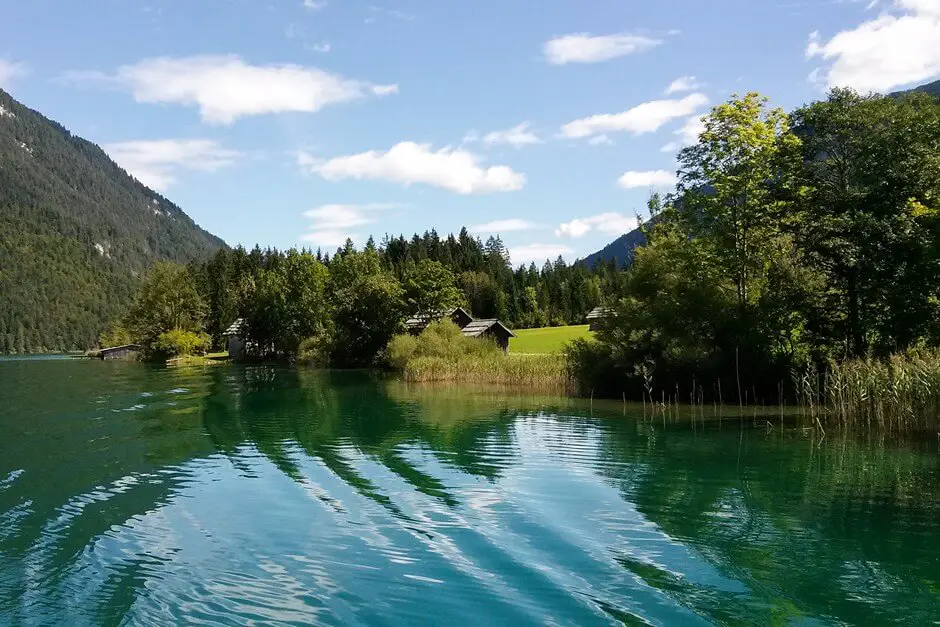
[0,363,938,624]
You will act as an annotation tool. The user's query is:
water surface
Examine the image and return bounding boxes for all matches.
[1,361,938,625]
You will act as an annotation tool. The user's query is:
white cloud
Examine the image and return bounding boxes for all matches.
[543,32,662,65]
[617,170,678,189]
[665,75,703,94]
[588,134,615,146]
[310,42,331,53]
[806,0,940,92]
[367,6,417,22]
[561,93,708,139]
[0,59,27,86]
[300,202,400,248]
[371,84,399,96]
[510,243,575,265]
[103,139,242,191]
[303,0,328,9]
[71,55,397,124]
[660,114,706,152]
[555,212,639,238]
[481,122,543,148]
[470,219,538,233]
[898,0,940,16]
[300,142,526,194]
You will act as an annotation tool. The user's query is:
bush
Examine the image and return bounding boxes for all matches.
[565,338,624,396]
[151,329,210,358]
[99,324,132,348]
[388,319,500,368]
[387,320,569,390]
[387,333,419,370]
[297,326,334,367]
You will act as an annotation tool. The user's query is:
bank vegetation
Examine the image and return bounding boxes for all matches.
[105,87,940,433]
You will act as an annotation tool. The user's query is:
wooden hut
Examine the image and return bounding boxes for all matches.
[460,319,515,352]
[586,307,615,332]
[223,318,248,358]
[99,344,140,360]
[405,307,474,336]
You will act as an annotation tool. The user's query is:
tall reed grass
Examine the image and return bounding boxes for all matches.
[388,320,571,392]
[793,351,940,434]
[402,353,570,391]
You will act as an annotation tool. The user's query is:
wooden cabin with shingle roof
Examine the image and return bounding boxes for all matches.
[99,344,140,360]
[223,318,248,358]
[586,307,615,331]
[460,319,515,352]
[405,307,474,336]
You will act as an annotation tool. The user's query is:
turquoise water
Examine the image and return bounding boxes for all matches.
[1,360,938,625]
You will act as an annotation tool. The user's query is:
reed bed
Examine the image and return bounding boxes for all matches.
[402,353,571,392]
[389,320,571,392]
[793,351,940,434]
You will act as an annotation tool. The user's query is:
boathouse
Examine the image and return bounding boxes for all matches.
[99,344,140,360]
[223,318,248,358]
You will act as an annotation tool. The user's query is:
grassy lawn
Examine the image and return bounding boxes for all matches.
[166,352,230,366]
[510,325,593,354]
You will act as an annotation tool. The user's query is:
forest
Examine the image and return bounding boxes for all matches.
[0,88,224,354]
[114,228,621,365]
[570,87,940,405]
[109,86,940,412]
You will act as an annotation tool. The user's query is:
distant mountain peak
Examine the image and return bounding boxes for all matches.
[579,225,648,269]
[890,79,940,99]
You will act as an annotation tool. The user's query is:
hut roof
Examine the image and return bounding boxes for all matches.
[586,306,615,320]
[405,307,472,331]
[100,344,140,354]
[223,318,247,336]
[460,319,516,338]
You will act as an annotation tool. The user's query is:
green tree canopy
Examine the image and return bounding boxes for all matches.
[677,92,802,312]
[125,262,206,355]
[403,259,463,316]
[243,250,330,360]
[792,88,940,356]
[328,246,405,366]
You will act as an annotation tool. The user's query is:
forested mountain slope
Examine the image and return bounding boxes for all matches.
[893,79,940,98]
[0,89,225,353]
[579,227,647,270]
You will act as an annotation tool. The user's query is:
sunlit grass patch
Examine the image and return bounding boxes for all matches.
[510,325,593,354]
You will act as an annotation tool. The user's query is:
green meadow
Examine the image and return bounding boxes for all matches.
[510,325,594,354]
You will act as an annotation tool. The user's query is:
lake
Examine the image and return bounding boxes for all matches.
[1,360,938,625]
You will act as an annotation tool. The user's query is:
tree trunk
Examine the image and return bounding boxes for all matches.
[847,268,863,356]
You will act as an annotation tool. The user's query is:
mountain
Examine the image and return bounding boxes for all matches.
[580,226,647,269]
[891,79,940,99]
[0,89,225,353]
[912,80,940,98]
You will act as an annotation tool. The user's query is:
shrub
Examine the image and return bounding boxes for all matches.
[387,320,569,391]
[388,320,500,367]
[297,326,334,367]
[565,338,624,396]
[99,324,132,348]
[387,333,419,370]
[152,329,210,358]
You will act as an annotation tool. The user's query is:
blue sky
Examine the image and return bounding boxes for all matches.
[1,0,938,264]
